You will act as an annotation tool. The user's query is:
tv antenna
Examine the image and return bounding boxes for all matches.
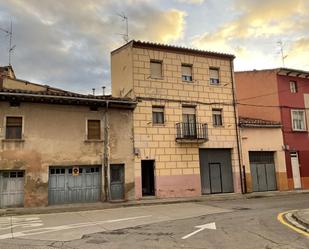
[0,21,16,65]
[116,12,129,43]
[277,40,288,67]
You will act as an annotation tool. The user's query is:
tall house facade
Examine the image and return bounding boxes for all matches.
[112,41,242,198]
[236,68,309,190]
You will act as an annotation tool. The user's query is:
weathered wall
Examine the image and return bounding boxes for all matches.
[0,102,135,207]
[240,127,288,192]
[235,70,281,122]
[111,45,134,98]
[112,45,241,198]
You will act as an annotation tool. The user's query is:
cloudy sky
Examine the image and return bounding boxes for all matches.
[0,0,308,94]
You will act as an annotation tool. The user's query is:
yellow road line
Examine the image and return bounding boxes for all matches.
[277,211,309,237]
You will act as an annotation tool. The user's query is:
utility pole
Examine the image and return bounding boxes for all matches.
[0,21,15,65]
[277,40,288,67]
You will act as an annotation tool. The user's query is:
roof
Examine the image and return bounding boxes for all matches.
[236,68,309,78]
[0,88,136,109]
[111,40,235,60]
[239,117,282,128]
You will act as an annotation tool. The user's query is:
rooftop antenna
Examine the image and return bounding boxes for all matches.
[0,21,15,65]
[102,86,106,96]
[116,12,129,43]
[277,40,288,67]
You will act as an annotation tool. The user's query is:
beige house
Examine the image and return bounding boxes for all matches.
[0,66,136,208]
[239,117,288,192]
[111,41,243,198]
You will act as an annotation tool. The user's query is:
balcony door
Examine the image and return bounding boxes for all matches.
[182,106,196,138]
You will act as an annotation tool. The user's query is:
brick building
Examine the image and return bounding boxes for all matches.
[111,41,243,198]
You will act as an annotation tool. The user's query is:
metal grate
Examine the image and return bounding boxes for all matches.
[249,152,274,164]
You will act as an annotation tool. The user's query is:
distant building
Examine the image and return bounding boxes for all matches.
[0,67,136,208]
[111,40,242,198]
[236,68,309,190]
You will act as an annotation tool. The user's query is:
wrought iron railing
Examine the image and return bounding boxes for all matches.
[176,122,208,141]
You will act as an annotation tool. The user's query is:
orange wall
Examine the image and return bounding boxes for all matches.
[235,70,281,122]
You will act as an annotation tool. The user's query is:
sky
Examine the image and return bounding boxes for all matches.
[0,0,308,94]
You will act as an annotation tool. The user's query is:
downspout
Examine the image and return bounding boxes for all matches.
[103,101,110,201]
[230,59,244,194]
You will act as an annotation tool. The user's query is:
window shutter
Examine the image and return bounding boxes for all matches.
[150,61,162,78]
[210,68,219,79]
[6,117,22,126]
[88,120,101,140]
[182,65,192,76]
[182,107,196,115]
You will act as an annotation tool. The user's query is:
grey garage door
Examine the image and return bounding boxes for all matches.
[199,149,234,194]
[0,171,24,208]
[249,152,277,192]
[48,166,101,205]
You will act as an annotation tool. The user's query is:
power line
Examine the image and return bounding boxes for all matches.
[237,102,309,110]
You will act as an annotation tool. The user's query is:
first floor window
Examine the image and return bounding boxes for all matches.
[181,64,193,81]
[152,106,164,124]
[6,116,22,139]
[212,109,223,126]
[291,110,306,131]
[87,120,101,140]
[290,81,298,93]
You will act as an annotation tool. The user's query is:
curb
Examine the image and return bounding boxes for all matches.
[291,211,309,231]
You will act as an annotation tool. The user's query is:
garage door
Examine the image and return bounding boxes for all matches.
[0,171,24,208]
[48,166,101,205]
[199,149,234,194]
[249,152,277,192]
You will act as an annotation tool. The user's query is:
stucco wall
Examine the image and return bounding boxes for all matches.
[235,70,281,122]
[0,102,135,207]
[240,127,288,192]
[112,45,241,198]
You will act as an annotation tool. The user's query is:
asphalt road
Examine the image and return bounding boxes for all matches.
[0,194,308,249]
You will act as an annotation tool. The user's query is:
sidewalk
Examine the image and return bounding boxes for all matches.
[1,189,309,217]
[291,209,309,231]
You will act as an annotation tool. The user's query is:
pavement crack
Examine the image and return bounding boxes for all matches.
[248,230,285,246]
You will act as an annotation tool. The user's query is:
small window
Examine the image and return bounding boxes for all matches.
[87,120,101,140]
[290,81,297,93]
[150,60,162,79]
[5,116,22,139]
[210,68,220,85]
[152,106,164,124]
[212,109,223,126]
[291,110,306,131]
[182,64,193,81]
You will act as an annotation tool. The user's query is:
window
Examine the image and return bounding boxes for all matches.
[152,106,164,124]
[210,68,220,85]
[182,107,196,137]
[290,81,298,93]
[5,116,22,139]
[212,109,223,126]
[87,120,101,140]
[150,60,162,79]
[291,110,306,131]
[181,64,193,81]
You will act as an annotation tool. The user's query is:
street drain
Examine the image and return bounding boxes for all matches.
[233,207,251,211]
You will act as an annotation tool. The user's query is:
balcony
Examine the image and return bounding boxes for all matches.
[176,122,208,143]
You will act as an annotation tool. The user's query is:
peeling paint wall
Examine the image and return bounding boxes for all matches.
[0,102,134,207]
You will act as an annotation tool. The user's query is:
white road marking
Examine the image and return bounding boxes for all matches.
[182,222,216,240]
[0,215,152,240]
[0,217,43,230]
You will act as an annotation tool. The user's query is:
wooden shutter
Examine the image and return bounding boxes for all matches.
[182,65,192,76]
[6,117,22,126]
[88,120,101,140]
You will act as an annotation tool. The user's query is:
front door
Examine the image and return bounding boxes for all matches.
[141,160,155,196]
[110,164,125,200]
[290,152,301,189]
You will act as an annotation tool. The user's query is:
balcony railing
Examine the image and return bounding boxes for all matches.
[176,122,208,142]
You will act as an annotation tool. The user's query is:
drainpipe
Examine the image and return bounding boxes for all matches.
[230,59,245,194]
[103,101,110,201]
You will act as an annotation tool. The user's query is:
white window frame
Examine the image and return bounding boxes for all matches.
[212,108,223,127]
[291,109,306,131]
[290,81,297,93]
[181,64,193,82]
